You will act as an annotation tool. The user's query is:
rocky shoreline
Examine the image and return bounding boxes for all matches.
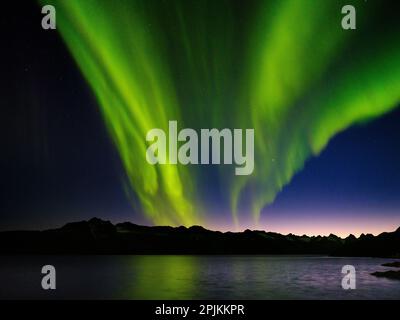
[371,261,400,280]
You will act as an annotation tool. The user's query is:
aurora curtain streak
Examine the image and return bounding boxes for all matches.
[43,0,400,227]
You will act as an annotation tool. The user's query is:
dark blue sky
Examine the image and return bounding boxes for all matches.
[258,107,400,236]
[271,108,400,211]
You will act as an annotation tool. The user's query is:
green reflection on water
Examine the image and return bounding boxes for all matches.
[121,255,199,299]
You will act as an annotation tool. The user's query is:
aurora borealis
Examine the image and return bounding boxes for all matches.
[2,0,400,236]
[35,0,400,228]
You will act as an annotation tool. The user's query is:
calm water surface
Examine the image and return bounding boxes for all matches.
[0,255,399,299]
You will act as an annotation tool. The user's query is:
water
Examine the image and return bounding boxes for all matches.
[0,255,399,299]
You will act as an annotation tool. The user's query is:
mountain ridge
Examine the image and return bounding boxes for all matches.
[0,217,399,257]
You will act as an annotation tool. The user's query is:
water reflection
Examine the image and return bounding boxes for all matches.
[122,255,198,299]
[0,255,399,299]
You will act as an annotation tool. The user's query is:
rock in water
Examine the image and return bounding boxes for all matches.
[371,270,400,280]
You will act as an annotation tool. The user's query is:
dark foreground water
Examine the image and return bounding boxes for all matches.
[0,255,399,299]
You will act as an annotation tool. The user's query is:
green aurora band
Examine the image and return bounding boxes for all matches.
[43,0,400,227]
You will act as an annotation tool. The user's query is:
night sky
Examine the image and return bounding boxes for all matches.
[1,0,400,236]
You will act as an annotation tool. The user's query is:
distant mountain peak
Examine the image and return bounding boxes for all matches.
[188,225,208,232]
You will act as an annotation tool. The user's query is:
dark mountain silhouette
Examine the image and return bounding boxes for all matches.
[333,227,400,258]
[0,218,399,257]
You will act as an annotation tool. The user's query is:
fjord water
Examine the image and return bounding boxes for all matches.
[0,255,399,299]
